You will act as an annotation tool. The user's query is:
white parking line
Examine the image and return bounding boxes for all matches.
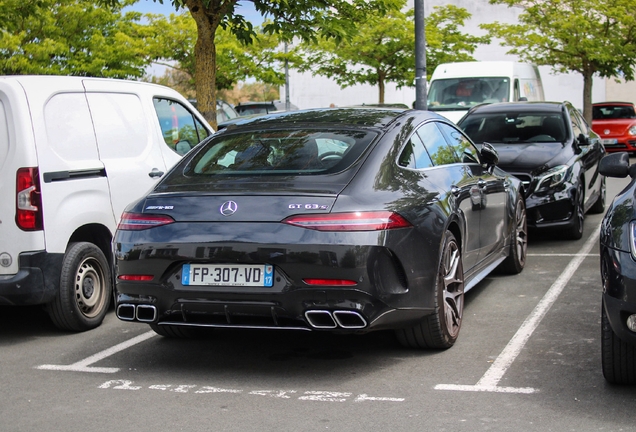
[436,222,601,394]
[36,330,156,373]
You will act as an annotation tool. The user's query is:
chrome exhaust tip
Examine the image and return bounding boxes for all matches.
[117,304,136,321]
[136,305,157,322]
[333,310,367,329]
[304,310,337,329]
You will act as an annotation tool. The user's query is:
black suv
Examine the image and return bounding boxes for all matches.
[598,152,636,384]
[458,101,606,239]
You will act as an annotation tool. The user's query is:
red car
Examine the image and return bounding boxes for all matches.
[592,101,636,153]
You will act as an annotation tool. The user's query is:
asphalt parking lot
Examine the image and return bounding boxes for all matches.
[1,175,636,432]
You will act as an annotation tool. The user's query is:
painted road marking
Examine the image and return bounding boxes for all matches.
[98,381,405,402]
[36,330,156,373]
[435,222,601,394]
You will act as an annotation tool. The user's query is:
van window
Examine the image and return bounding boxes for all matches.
[153,98,210,155]
[0,101,9,170]
[44,93,99,161]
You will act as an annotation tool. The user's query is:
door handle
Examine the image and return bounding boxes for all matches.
[148,168,164,178]
[478,179,487,189]
[451,186,461,196]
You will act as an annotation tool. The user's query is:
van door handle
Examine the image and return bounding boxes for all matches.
[148,168,164,178]
[451,186,461,196]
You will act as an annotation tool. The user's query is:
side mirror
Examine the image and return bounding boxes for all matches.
[599,152,634,178]
[577,133,590,146]
[480,142,499,167]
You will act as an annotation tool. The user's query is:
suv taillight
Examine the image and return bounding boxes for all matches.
[16,167,43,231]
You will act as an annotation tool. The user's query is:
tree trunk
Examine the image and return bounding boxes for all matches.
[582,66,594,126]
[378,70,385,104]
[185,0,223,129]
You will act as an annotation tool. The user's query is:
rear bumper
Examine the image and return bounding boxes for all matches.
[114,225,442,333]
[114,289,434,333]
[0,252,63,305]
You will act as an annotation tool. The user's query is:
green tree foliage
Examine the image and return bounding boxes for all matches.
[298,2,489,104]
[146,12,291,94]
[483,0,636,124]
[100,0,402,128]
[0,0,157,77]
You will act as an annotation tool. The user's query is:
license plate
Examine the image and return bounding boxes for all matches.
[601,138,618,145]
[182,264,274,287]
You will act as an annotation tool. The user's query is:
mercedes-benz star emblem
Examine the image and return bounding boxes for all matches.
[220,200,238,216]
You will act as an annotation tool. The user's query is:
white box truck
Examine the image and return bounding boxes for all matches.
[0,76,213,331]
[427,61,545,123]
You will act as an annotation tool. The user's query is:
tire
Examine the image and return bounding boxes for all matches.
[565,182,584,240]
[601,300,636,384]
[499,198,528,274]
[396,230,464,349]
[589,176,606,214]
[46,242,111,332]
[150,324,204,339]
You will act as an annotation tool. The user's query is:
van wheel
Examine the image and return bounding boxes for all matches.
[47,242,111,332]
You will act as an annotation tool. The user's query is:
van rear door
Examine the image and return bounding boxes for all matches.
[29,79,113,254]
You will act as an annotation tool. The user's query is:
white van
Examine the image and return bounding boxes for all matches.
[427,61,545,123]
[0,76,213,331]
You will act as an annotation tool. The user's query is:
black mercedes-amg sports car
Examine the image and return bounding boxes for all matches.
[113,108,527,349]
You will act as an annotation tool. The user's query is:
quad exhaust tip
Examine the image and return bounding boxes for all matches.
[116,303,157,323]
[305,310,367,329]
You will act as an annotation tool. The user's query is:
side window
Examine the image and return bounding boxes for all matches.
[416,122,460,166]
[436,122,480,164]
[568,108,583,138]
[569,106,588,135]
[398,132,433,169]
[153,98,210,155]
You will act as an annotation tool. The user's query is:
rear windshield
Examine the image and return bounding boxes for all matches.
[460,112,567,143]
[183,128,377,176]
[593,105,636,120]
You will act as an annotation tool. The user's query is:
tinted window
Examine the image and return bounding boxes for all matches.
[153,98,210,155]
[183,129,376,176]
[416,122,459,166]
[398,132,433,169]
[437,122,480,163]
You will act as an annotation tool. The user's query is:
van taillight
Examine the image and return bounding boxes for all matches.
[16,167,43,231]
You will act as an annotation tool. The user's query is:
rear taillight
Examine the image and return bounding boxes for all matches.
[117,274,154,281]
[118,212,175,230]
[303,278,358,286]
[16,167,43,231]
[282,211,412,231]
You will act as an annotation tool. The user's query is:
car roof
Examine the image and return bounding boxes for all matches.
[216,107,435,132]
[593,101,635,106]
[464,101,567,116]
